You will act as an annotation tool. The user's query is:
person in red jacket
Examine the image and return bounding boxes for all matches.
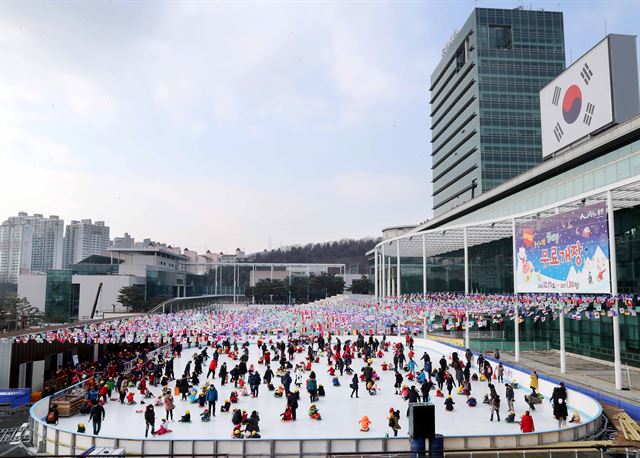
[139,377,147,396]
[207,359,217,379]
[520,411,535,433]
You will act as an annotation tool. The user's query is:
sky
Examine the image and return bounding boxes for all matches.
[1,0,639,254]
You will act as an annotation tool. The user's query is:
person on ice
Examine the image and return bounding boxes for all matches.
[350,373,359,398]
[280,405,293,421]
[358,415,372,432]
[394,371,403,394]
[154,418,172,435]
[178,409,191,423]
[444,395,455,411]
[490,394,501,422]
[520,411,535,433]
[220,399,231,412]
[308,404,322,420]
[387,408,401,437]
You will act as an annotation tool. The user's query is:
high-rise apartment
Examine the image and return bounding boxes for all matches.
[0,212,64,282]
[63,219,111,267]
[112,232,134,249]
[430,7,565,216]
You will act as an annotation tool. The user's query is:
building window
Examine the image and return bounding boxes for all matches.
[454,38,468,72]
[489,25,512,50]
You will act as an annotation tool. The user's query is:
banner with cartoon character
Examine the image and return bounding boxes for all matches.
[515,202,611,294]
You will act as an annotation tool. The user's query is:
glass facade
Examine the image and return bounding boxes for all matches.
[430,8,565,216]
[45,270,79,323]
[453,137,640,226]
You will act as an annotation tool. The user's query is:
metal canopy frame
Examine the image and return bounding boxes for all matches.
[376,176,640,259]
[372,174,640,392]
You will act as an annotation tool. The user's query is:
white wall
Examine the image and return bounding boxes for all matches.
[17,274,47,312]
[73,275,146,320]
[118,264,149,277]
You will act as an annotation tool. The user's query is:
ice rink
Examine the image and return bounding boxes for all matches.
[57,337,595,440]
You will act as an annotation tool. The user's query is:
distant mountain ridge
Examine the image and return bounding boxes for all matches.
[246,238,381,274]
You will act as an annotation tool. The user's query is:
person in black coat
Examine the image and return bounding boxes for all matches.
[420,380,433,401]
[550,386,568,428]
[89,402,105,435]
[350,374,359,398]
[287,392,298,420]
[263,366,274,385]
[281,372,292,395]
[394,371,403,394]
[247,411,260,433]
[144,405,155,437]
[179,376,190,400]
[408,386,420,403]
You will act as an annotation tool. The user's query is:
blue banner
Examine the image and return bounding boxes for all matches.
[0,388,31,407]
[515,202,611,294]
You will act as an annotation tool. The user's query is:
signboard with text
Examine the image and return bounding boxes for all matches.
[515,203,611,294]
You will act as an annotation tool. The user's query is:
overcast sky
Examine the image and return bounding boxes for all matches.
[1,0,638,253]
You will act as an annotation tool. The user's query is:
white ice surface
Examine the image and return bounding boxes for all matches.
[57,339,594,440]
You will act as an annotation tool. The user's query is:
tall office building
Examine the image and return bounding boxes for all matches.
[63,219,110,267]
[430,7,565,216]
[0,213,64,282]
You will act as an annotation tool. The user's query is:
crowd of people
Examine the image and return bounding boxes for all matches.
[14,292,637,349]
[42,304,582,440]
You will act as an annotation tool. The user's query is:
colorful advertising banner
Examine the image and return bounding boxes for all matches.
[515,202,611,294]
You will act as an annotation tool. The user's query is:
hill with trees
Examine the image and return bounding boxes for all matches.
[246,238,380,274]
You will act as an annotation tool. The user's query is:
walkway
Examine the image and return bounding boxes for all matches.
[498,350,640,406]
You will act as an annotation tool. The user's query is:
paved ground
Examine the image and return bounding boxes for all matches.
[498,350,640,406]
[0,405,30,457]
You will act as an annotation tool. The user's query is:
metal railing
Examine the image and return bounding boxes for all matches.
[122,343,173,373]
[148,296,229,315]
[471,340,551,352]
[429,331,506,340]
[328,447,640,457]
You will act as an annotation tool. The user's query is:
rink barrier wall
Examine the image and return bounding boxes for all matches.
[29,335,605,457]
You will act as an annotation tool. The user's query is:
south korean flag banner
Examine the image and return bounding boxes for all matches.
[541,37,614,158]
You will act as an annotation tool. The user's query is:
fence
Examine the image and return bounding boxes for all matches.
[470,341,551,352]
[122,343,173,374]
[148,296,230,315]
[429,331,506,340]
[327,448,640,457]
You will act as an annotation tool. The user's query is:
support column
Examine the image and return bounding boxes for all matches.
[422,234,427,296]
[560,307,566,373]
[608,190,622,390]
[512,218,520,362]
[233,264,237,305]
[464,227,470,349]
[289,266,292,305]
[396,241,401,297]
[374,247,379,299]
[387,258,391,298]
[555,207,566,374]
[381,245,386,298]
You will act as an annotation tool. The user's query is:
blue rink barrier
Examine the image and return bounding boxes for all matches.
[0,388,31,408]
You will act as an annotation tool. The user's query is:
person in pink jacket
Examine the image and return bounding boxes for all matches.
[163,393,175,421]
